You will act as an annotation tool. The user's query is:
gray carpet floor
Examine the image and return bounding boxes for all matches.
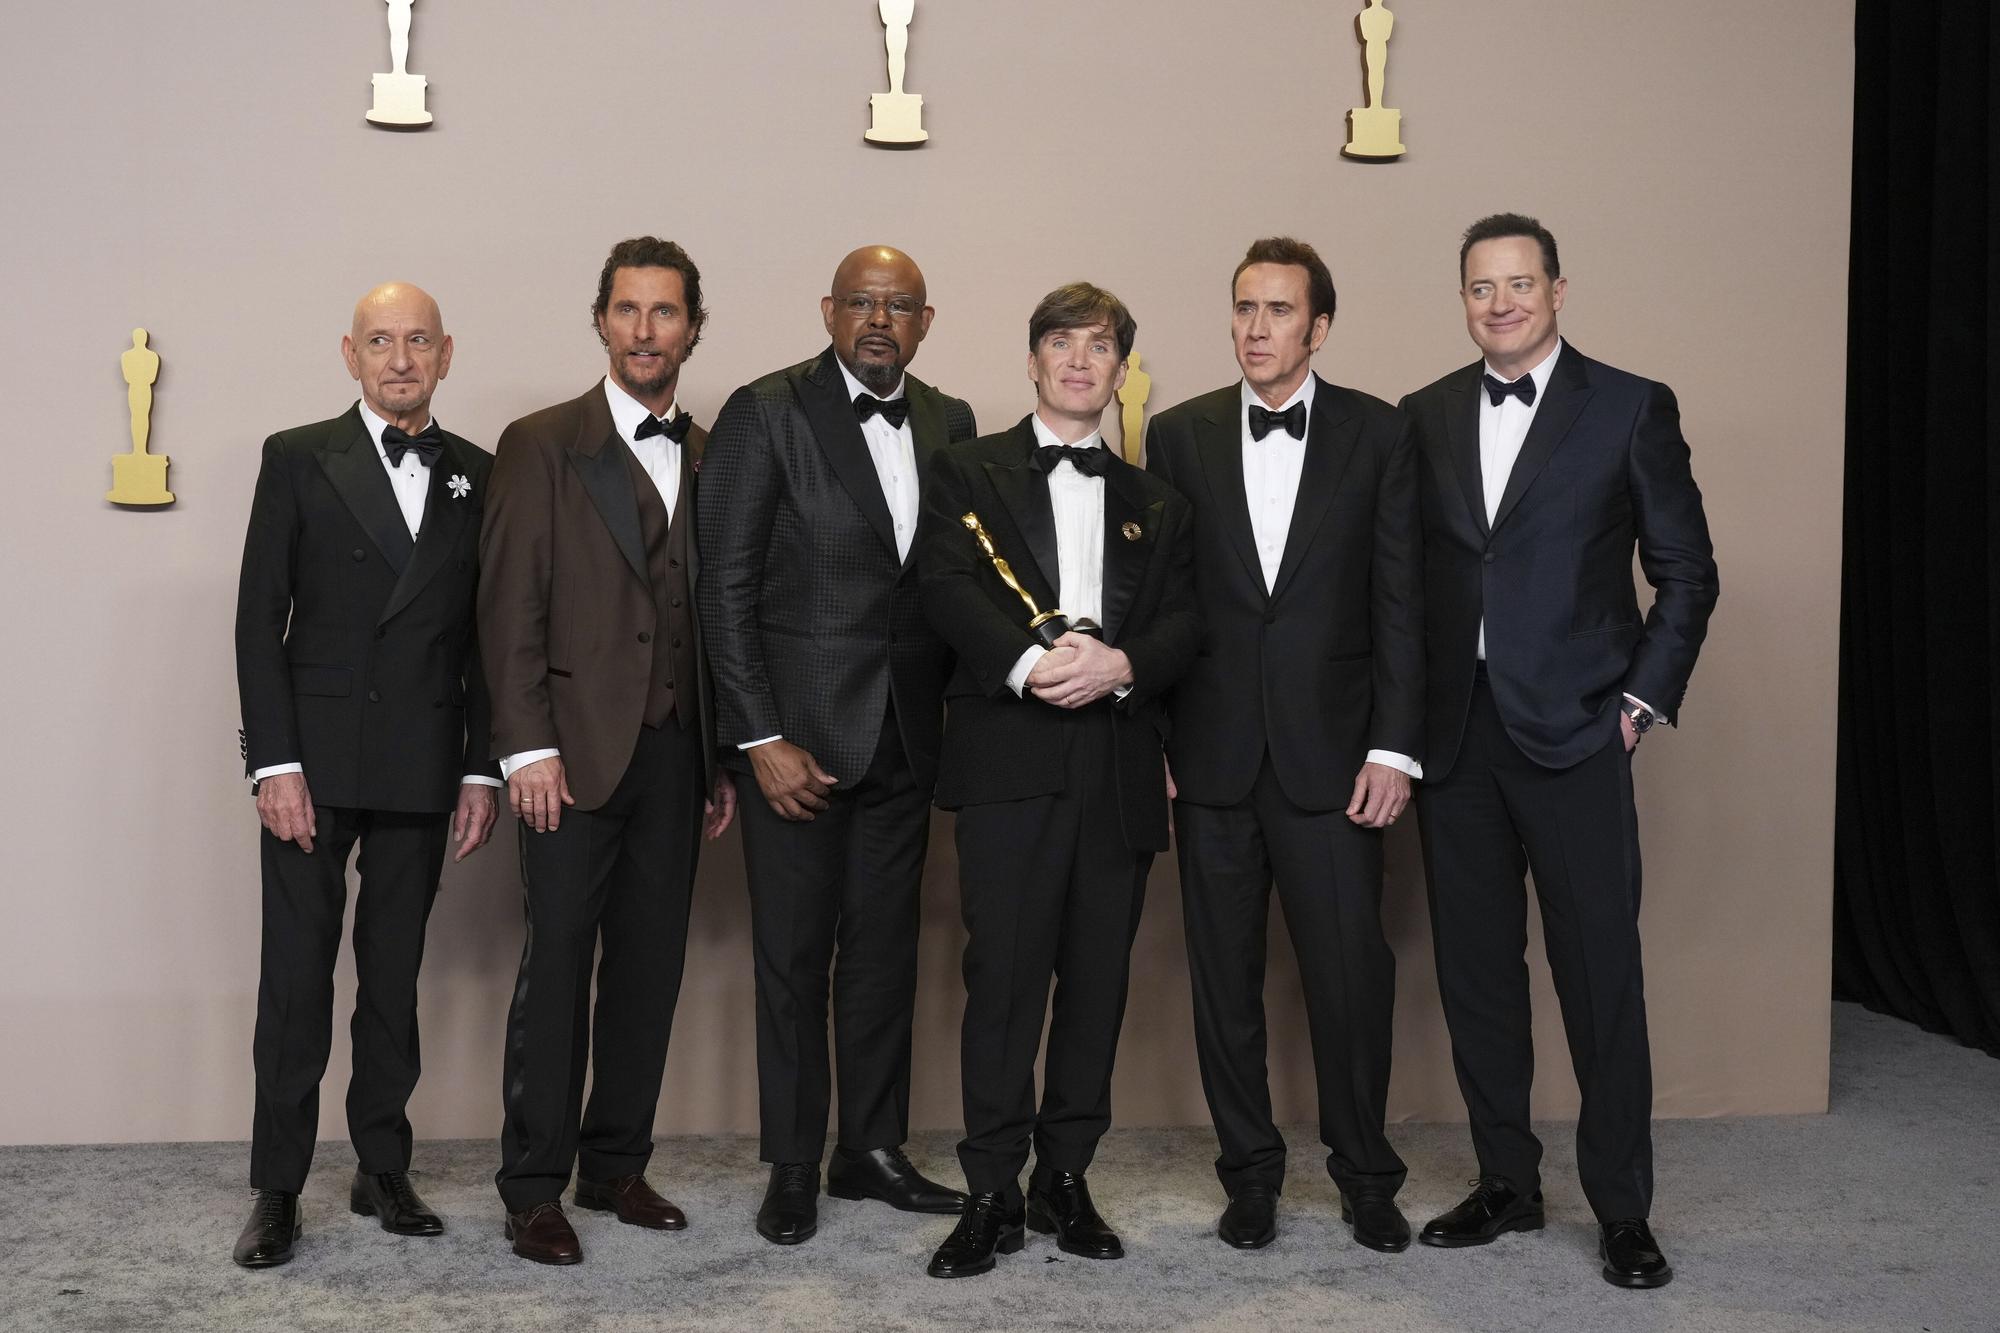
[1,1002,1994,1333]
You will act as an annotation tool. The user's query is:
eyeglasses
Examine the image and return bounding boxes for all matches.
[839,294,923,321]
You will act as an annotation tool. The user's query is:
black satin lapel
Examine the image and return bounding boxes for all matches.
[569,434,649,587]
[799,356,899,558]
[1193,405,1263,593]
[900,385,949,573]
[378,447,468,625]
[1268,398,1358,603]
[317,412,413,574]
[1099,465,1156,644]
[982,456,1061,609]
[1446,370,1489,538]
[1491,355,1592,533]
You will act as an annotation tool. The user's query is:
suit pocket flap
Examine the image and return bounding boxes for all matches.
[290,664,352,697]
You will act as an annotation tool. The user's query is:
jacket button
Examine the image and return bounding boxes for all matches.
[672,638,683,649]
[351,548,366,562]
[1484,552,1496,563]
[638,631,652,644]
[668,558,680,570]
[1263,612,1277,626]
[367,689,381,703]
[670,598,682,608]
[375,626,387,639]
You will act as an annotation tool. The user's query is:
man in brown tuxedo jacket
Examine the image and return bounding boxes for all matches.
[478,237,736,1265]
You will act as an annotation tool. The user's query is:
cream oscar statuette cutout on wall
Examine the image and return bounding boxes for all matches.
[108,329,174,507]
[367,0,432,127]
[1118,352,1152,466]
[1343,0,1404,159]
[866,0,928,145]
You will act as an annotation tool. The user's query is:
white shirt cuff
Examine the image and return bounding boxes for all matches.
[1365,749,1423,780]
[1622,693,1662,725]
[251,762,302,783]
[461,775,503,788]
[738,735,783,750]
[1005,646,1048,697]
[499,748,561,780]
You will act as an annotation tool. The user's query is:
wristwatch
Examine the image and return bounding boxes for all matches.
[1620,700,1656,736]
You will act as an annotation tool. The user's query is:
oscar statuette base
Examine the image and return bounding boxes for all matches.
[866,92,927,145]
[1343,106,1404,159]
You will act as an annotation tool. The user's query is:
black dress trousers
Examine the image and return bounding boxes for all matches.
[1416,677,1654,1223]
[250,804,450,1193]
[495,719,705,1212]
[738,705,932,1164]
[1174,756,1407,1200]
[953,704,1151,1200]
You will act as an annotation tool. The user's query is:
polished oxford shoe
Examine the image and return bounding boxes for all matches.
[1600,1218,1673,1288]
[349,1169,443,1236]
[1026,1169,1123,1260]
[574,1173,687,1230]
[506,1201,583,1265]
[756,1162,819,1245]
[1339,1189,1411,1252]
[1217,1185,1278,1249]
[232,1189,301,1269]
[926,1190,1026,1278]
[1418,1177,1545,1248]
[827,1145,967,1214]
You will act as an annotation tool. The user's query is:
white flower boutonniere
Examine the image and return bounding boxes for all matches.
[448,474,471,500]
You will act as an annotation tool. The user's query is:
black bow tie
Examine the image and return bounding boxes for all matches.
[1031,444,1112,477]
[854,394,911,429]
[633,411,693,444]
[1248,401,1307,442]
[1483,373,1538,407]
[381,422,442,467]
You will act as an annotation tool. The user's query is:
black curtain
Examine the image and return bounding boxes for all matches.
[1833,0,2000,1053]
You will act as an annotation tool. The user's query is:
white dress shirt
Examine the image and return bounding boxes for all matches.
[254,401,501,789]
[1240,377,1420,779]
[1004,415,1114,697]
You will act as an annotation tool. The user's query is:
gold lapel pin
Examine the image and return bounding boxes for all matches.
[1121,521,1142,542]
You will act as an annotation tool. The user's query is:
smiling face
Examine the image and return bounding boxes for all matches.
[596,265,697,412]
[1231,262,1329,406]
[1029,321,1127,439]
[1461,234,1566,379]
[822,246,932,396]
[342,283,452,427]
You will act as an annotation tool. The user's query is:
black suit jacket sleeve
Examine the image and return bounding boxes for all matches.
[695,384,786,746]
[1115,493,1200,710]
[1369,416,1425,757]
[477,419,561,757]
[1624,383,1719,721]
[917,446,1043,699]
[235,433,302,774]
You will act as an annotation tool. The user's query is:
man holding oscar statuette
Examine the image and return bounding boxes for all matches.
[699,247,976,1245]
[917,284,1200,1278]
[232,283,500,1268]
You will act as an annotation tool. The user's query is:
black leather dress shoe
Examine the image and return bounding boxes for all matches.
[827,1145,967,1214]
[575,1174,687,1230]
[926,1191,1026,1278]
[1025,1170,1123,1260]
[1600,1218,1673,1288]
[233,1189,301,1269]
[756,1162,820,1245]
[1339,1189,1411,1252]
[350,1169,444,1236]
[506,1201,582,1265]
[1418,1177,1545,1248]
[1217,1185,1277,1249]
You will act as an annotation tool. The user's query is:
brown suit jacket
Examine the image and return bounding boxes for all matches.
[478,380,716,810]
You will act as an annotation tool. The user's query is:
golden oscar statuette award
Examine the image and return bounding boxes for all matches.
[107,328,174,506]
[1343,0,1405,159]
[367,0,433,127]
[866,0,928,144]
[1117,351,1152,465]
[962,512,1095,648]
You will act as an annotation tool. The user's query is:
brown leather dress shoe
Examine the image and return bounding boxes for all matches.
[506,1201,583,1265]
[575,1174,688,1230]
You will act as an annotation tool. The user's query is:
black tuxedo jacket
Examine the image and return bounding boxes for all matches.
[1146,375,1423,810]
[235,404,499,813]
[918,417,1202,851]
[699,347,976,788]
[1401,344,1720,780]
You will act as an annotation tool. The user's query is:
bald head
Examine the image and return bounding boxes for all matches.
[342,281,454,428]
[823,246,934,395]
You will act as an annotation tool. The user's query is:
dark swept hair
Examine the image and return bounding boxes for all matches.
[1458,213,1561,284]
[1232,236,1337,327]
[1027,282,1137,360]
[591,236,708,351]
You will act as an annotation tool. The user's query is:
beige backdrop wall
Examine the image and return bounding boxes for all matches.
[0,0,1849,1146]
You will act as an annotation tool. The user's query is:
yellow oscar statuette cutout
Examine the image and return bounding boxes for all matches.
[1343,0,1405,159]
[1118,352,1152,465]
[866,0,928,144]
[108,328,174,506]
